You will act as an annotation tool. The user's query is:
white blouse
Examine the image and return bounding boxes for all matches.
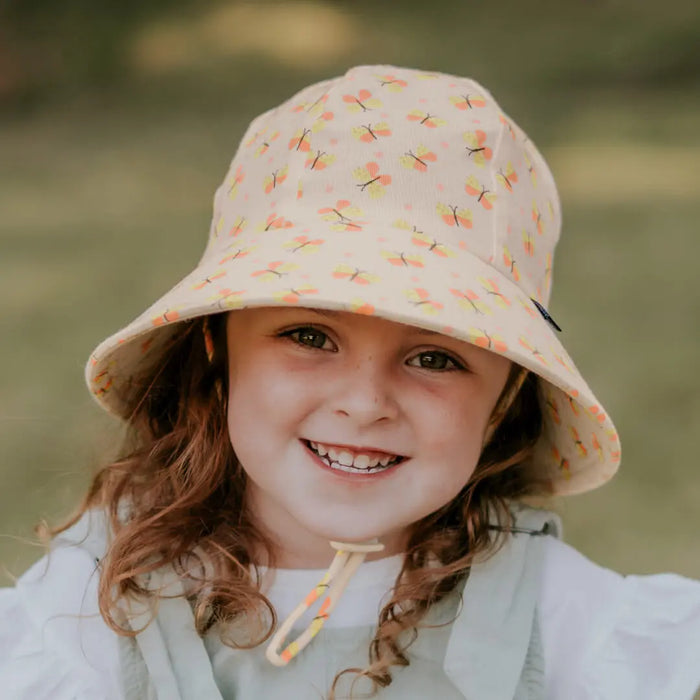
[1,522,699,699]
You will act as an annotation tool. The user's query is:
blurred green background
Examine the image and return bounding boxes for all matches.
[2,0,699,580]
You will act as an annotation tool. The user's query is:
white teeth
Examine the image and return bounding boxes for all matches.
[353,454,371,469]
[307,440,402,473]
[338,451,354,467]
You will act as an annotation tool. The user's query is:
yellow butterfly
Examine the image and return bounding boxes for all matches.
[405,288,444,313]
[332,264,379,285]
[400,145,437,172]
[449,288,491,315]
[342,89,382,112]
[353,162,392,198]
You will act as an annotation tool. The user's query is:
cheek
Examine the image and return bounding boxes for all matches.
[419,391,492,452]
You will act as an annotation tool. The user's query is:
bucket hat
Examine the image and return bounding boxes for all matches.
[86,64,620,495]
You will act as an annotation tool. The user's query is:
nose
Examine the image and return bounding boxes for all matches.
[331,354,399,425]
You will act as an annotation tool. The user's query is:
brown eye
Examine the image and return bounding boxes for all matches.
[282,327,334,350]
[408,351,462,371]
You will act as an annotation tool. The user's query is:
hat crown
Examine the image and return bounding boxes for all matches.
[205,65,561,304]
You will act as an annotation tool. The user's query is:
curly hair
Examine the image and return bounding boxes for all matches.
[52,311,545,698]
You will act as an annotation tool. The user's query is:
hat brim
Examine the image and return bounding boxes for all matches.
[86,219,620,495]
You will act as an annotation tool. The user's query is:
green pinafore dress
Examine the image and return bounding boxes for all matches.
[94,508,560,700]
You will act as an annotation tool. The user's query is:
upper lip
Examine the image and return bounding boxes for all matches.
[303,439,406,459]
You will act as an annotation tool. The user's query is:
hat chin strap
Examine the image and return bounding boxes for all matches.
[265,539,385,666]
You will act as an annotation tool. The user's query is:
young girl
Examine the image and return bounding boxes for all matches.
[1,65,699,699]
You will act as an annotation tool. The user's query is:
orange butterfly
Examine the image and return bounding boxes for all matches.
[212,215,225,238]
[305,150,336,171]
[532,202,543,235]
[381,250,424,268]
[393,218,420,232]
[551,446,571,478]
[496,162,518,191]
[436,202,472,228]
[543,252,553,296]
[570,427,588,457]
[545,396,561,425]
[478,277,511,308]
[550,351,569,371]
[405,288,444,313]
[463,130,493,167]
[244,130,264,148]
[450,288,491,315]
[591,432,604,461]
[524,150,537,185]
[251,261,298,281]
[377,74,408,91]
[343,89,382,112]
[273,286,319,304]
[566,394,580,416]
[226,166,245,199]
[293,93,332,119]
[318,200,366,231]
[587,405,607,425]
[151,309,181,327]
[450,94,486,110]
[517,295,537,319]
[288,127,312,152]
[522,229,535,257]
[518,336,548,365]
[283,235,324,254]
[193,270,226,290]
[261,213,294,231]
[352,122,392,143]
[211,288,246,310]
[353,162,392,198]
[219,245,254,265]
[502,245,520,282]
[467,328,507,353]
[332,264,379,285]
[411,230,455,257]
[255,131,279,157]
[228,216,247,237]
[465,175,496,209]
[400,145,437,172]
[350,298,375,315]
[407,110,446,128]
[263,165,288,194]
[93,376,113,396]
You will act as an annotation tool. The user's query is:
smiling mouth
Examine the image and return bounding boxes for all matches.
[303,440,406,475]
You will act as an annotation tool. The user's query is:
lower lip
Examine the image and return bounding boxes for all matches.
[301,441,405,481]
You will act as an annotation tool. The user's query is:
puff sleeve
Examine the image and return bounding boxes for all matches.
[0,540,123,700]
[539,537,700,700]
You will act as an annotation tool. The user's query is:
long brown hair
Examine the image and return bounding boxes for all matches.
[53,311,544,696]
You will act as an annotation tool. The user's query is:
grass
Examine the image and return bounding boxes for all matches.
[1,0,699,581]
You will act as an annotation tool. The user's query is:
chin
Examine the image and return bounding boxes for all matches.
[307,518,404,551]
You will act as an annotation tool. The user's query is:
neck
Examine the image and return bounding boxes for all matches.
[253,524,405,570]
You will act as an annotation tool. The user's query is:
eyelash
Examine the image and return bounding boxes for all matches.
[279,325,466,372]
[279,326,336,351]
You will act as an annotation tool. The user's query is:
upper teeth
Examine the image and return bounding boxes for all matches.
[309,441,399,469]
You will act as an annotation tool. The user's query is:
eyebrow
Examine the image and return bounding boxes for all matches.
[307,308,444,337]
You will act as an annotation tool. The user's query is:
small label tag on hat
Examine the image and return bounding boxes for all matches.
[531,299,562,332]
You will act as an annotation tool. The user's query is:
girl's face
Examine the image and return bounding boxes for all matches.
[226,307,511,567]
